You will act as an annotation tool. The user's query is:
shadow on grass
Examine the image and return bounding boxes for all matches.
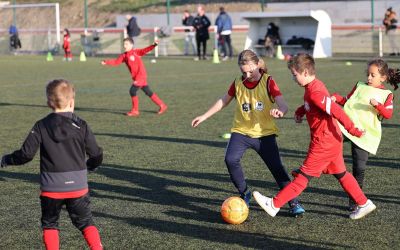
[96,132,308,159]
[381,123,400,128]
[90,164,225,224]
[93,211,350,249]
[97,132,399,169]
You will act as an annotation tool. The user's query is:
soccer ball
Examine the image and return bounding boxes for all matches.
[221,197,249,224]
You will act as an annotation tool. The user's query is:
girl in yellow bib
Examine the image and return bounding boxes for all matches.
[191,50,305,216]
[331,59,399,210]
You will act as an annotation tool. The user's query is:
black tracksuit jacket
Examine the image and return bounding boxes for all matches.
[3,112,103,192]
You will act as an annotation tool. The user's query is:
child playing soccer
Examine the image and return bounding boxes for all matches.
[253,54,376,220]
[192,50,305,216]
[101,38,167,117]
[331,59,399,210]
[63,28,72,61]
[1,79,103,249]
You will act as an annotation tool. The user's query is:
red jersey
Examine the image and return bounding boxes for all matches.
[63,34,71,51]
[103,44,156,87]
[227,74,282,98]
[332,83,394,119]
[296,79,362,177]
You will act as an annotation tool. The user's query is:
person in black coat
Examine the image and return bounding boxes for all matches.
[126,14,141,41]
[192,5,211,60]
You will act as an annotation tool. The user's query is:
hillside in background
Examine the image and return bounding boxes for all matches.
[9,0,354,28]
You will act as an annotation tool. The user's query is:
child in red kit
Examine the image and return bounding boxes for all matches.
[1,79,103,249]
[63,28,72,61]
[253,54,376,220]
[101,38,167,116]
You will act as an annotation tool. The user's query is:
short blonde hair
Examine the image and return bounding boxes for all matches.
[46,79,75,110]
[287,53,315,75]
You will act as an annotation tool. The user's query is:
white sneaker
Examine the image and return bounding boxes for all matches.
[222,56,229,61]
[253,191,280,217]
[349,199,376,220]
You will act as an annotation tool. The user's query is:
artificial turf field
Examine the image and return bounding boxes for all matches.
[0,55,398,249]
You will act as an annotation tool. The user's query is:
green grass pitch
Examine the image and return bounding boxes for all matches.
[0,55,398,249]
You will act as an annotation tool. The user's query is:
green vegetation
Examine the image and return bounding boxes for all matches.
[0,55,398,249]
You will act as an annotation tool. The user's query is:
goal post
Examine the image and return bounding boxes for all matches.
[0,2,60,54]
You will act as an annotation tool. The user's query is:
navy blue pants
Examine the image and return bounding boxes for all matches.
[225,132,298,205]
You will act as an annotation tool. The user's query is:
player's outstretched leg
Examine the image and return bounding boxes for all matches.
[126,96,139,117]
[150,93,168,115]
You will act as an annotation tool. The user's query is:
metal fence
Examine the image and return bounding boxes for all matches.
[1,25,399,57]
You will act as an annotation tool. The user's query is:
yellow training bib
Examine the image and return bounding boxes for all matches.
[231,73,279,138]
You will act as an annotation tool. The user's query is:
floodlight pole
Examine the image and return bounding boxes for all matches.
[84,0,88,29]
[166,0,170,25]
[12,0,16,26]
[371,0,374,30]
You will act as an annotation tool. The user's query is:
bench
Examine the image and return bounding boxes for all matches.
[253,44,313,57]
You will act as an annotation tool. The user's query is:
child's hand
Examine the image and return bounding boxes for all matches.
[331,96,337,102]
[270,108,284,118]
[101,61,106,65]
[348,127,365,138]
[294,114,303,123]
[370,98,379,107]
[191,116,205,128]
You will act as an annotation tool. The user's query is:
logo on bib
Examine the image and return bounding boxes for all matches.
[129,55,135,61]
[255,101,264,111]
[242,103,251,112]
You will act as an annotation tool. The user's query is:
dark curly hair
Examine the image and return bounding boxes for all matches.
[368,59,399,90]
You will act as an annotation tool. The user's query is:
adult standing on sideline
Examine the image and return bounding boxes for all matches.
[126,15,141,42]
[215,7,233,61]
[383,7,399,56]
[192,5,211,60]
[182,10,197,56]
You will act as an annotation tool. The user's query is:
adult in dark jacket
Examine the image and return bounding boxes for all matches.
[182,10,196,56]
[192,5,211,60]
[126,14,141,41]
[1,79,103,250]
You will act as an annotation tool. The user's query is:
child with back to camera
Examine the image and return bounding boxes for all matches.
[253,54,376,220]
[101,38,167,117]
[1,79,104,250]
[192,49,305,216]
[331,59,399,211]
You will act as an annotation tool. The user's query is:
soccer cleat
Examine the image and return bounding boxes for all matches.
[253,191,279,217]
[289,202,305,217]
[349,199,376,220]
[157,104,168,115]
[126,110,139,117]
[348,199,357,212]
[240,190,252,207]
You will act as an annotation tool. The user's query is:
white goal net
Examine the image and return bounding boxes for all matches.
[0,3,60,54]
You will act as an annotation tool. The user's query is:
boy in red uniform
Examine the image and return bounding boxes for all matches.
[253,54,376,220]
[1,79,103,249]
[63,28,72,61]
[101,38,167,116]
